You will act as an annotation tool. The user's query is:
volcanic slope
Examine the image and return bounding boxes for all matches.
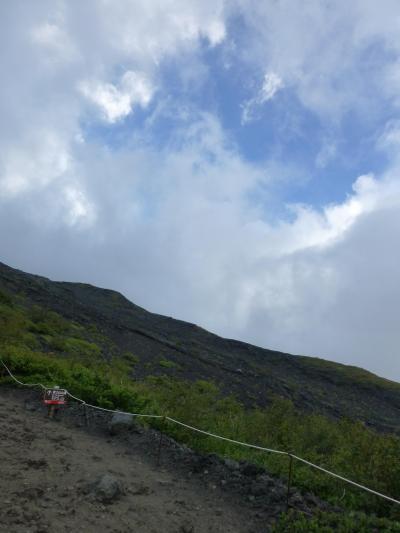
[1,260,400,434]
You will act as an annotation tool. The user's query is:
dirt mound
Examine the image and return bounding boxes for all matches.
[0,386,328,532]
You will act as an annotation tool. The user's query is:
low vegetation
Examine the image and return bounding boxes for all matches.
[0,288,399,530]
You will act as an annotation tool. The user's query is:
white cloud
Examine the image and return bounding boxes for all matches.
[31,22,78,64]
[235,0,400,119]
[2,107,400,380]
[63,186,96,227]
[80,71,154,123]
[0,130,70,197]
[261,72,284,101]
[1,0,400,383]
[378,120,400,154]
[241,71,283,123]
[206,19,226,46]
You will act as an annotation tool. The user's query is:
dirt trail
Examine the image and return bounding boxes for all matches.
[0,386,272,533]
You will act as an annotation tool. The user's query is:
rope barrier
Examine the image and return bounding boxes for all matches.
[65,391,163,419]
[0,359,47,390]
[166,416,287,456]
[1,357,399,506]
[290,454,400,505]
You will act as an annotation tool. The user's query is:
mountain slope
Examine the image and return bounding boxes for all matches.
[1,260,399,434]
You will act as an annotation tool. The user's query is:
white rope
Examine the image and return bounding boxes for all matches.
[1,357,399,505]
[291,454,400,505]
[0,359,46,390]
[66,390,163,419]
[166,418,400,505]
[0,357,163,419]
[166,416,287,455]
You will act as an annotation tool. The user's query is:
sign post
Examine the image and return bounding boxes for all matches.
[43,386,67,418]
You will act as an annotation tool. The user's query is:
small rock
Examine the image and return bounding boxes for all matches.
[257,473,274,486]
[224,458,240,471]
[250,481,267,497]
[241,463,264,477]
[25,459,48,470]
[130,483,152,495]
[24,400,37,412]
[92,474,123,503]
[19,487,44,500]
[290,492,304,506]
[305,493,319,507]
[157,479,172,487]
[267,486,286,504]
[180,522,194,533]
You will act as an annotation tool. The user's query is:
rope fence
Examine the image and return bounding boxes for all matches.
[1,357,399,508]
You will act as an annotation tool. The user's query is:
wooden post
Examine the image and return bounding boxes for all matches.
[286,454,294,513]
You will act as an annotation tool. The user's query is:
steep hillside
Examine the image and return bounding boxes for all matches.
[1,260,399,434]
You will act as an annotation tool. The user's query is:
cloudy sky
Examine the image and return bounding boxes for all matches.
[1,1,399,381]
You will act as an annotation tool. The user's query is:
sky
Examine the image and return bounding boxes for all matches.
[1,1,400,381]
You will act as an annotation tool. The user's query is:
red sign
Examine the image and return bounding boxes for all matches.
[44,388,67,405]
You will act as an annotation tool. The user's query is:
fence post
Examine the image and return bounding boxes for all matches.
[157,416,166,467]
[83,403,89,427]
[286,454,294,513]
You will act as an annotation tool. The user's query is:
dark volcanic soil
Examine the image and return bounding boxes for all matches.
[0,386,295,533]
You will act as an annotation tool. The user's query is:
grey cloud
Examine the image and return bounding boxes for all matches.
[1,1,400,384]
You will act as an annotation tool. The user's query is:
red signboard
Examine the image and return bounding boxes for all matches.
[43,388,67,405]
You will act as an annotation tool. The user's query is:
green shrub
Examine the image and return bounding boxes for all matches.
[159,358,180,369]
[122,352,140,365]
[0,288,13,307]
[1,348,147,412]
[272,510,400,532]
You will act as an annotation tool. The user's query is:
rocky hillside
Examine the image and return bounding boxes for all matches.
[0,386,283,532]
[1,260,399,434]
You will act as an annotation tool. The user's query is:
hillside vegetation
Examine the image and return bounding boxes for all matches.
[0,279,400,530]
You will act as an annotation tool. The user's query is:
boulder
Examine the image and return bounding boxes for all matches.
[92,474,123,503]
[109,412,138,436]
